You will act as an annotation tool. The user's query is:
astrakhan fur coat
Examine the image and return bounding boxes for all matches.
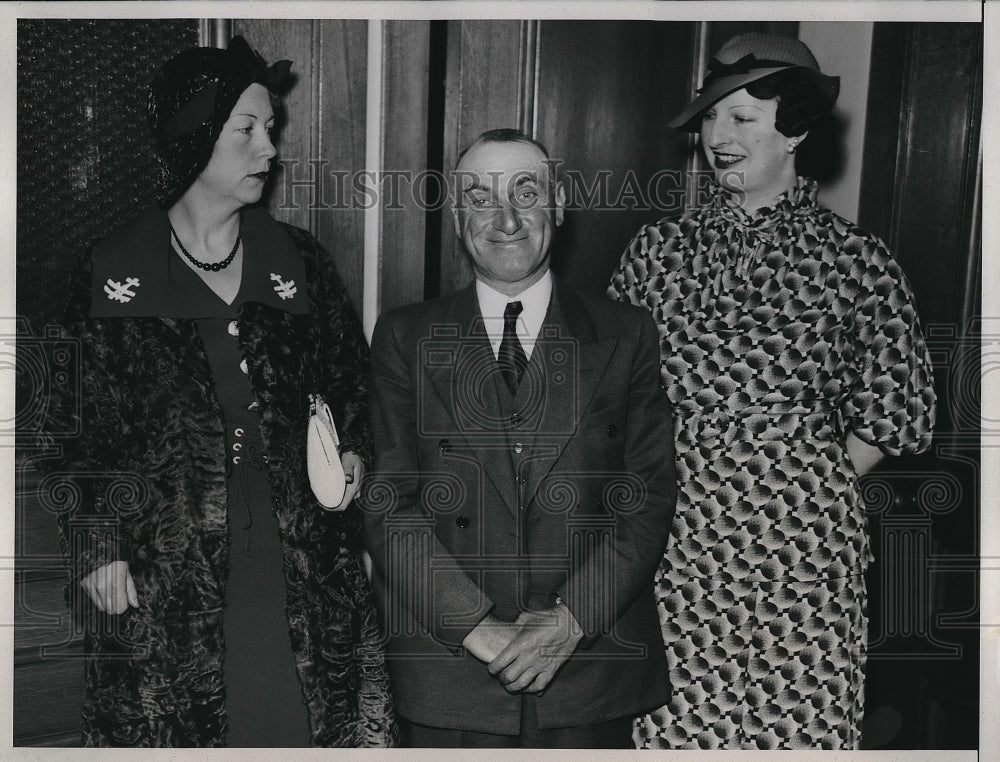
[51,207,396,747]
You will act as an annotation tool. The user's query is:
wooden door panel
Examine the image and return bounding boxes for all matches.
[858,21,981,750]
[535,20,695,295]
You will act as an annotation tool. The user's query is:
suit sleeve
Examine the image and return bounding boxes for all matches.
[560,310,676,645]
[365,311,494,646]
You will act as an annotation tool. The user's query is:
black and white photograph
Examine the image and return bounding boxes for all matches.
[6,1,989,757]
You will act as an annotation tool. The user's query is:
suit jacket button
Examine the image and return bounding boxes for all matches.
[456,516,469,528]
[439,438,451,454]
[607,423,619,438]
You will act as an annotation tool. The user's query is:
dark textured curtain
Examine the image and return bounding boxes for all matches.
[17,19,198,331]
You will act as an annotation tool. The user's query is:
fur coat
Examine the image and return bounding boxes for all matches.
[50,207,396,747]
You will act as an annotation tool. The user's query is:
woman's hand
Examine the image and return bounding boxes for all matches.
[336,451,365,510]
[81,560,138,614]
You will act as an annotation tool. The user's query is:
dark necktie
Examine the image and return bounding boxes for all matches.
[498,301,527,395]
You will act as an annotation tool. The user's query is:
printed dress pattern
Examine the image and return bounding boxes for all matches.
[608,179,935,750]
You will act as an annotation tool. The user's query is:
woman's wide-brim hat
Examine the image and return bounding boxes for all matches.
[669,32,840,132]
[147,36,292,206]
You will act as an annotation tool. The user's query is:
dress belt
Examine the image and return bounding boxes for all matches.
[677,402,841,446]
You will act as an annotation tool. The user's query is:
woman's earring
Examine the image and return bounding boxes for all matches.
[787,140,799,154]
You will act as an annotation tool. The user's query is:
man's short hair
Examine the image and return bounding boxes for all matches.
[455,128,551,166]
[453,129,559,203]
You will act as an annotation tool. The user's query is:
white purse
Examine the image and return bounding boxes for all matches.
[307,393,348,510]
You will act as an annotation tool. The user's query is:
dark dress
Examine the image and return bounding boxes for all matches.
[608,179,936,750]
[188,255,311,746]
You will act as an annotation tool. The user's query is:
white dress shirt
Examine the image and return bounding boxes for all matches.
[476,271,552,361]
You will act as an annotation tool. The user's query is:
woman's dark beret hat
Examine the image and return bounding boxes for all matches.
[147,35,292,206]
[669,32,840,132]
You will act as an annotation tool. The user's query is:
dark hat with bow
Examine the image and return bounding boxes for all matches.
[147,36,292,206]
[668,32,839,132]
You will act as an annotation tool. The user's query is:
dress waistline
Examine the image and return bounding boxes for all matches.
[675,402,843,446]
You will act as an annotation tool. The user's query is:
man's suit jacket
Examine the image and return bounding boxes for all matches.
[365,277,677,734]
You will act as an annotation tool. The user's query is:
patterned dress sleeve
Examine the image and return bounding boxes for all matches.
[840,231,936,456]
[607,219,675,307]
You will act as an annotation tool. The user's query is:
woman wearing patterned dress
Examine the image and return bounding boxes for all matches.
[52,37,396,746]
[607,33,935,750]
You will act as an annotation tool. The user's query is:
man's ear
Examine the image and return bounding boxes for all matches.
[554,181,566,227]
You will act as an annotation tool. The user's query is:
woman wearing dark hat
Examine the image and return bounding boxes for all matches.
[55,37,396,747]
[608,33,935,749]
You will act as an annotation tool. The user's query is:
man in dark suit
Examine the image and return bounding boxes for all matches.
[364,128,677,748]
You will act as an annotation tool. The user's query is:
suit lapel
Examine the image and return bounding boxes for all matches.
[519,281,618,511]
[423,285,520,517]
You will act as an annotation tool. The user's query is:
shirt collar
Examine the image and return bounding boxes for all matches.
[475,270,552,360]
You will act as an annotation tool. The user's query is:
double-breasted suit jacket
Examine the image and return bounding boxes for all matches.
[365,277,677,734]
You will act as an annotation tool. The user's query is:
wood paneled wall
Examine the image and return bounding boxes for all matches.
[536,21,695,295]
[234,19,370,311]
[380,21,432,313]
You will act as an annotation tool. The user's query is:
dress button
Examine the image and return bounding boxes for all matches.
[234,427,244,438]
[456,516,469,529]
[233,442,242,452]
[607,423,619,438]
[239,359,249,375]
[514,442,523,454]
[227,320,239,337]
[232,455,241,465]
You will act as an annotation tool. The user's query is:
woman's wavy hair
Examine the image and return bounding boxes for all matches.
[745,68,837,137]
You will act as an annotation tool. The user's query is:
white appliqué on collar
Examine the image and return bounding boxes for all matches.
[104,276,141,303]
[270,272,297,301]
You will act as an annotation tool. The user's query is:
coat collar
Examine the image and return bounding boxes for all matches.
[89,206,309,318]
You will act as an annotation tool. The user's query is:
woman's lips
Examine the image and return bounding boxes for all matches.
[713,153,744,168]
